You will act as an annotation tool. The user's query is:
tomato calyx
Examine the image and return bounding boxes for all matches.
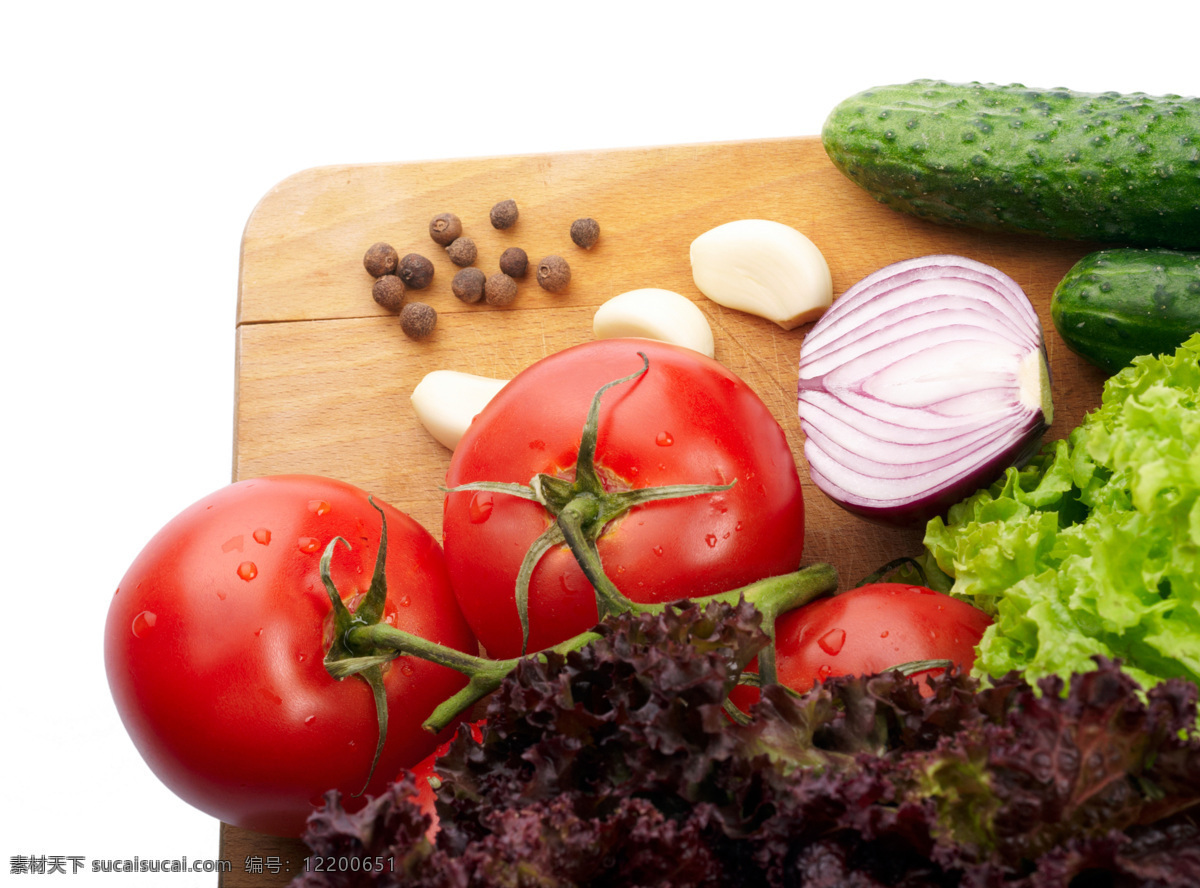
[319,500,603,783]
[445,353,737,653]
[318,498,397,795]
[319,498,506,792]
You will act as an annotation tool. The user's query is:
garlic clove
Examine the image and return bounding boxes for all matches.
[411,371,509,450]
[689,219,833,330]
[592,288,715,358]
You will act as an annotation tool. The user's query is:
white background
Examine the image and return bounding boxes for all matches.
[3,2,1197,885]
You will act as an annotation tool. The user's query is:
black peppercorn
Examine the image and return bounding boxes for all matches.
[536,255,571,293]
[485,273,518,306]
[452,267,487,304]
[400,302,437,339]
[445,237,477,268]
[397,253,435,289]
[490,199,519,230]
[570,218,600,249]
[371,274,405,312]
[363,242,399,277]
[498,247,528,278]
[429,213,463,247]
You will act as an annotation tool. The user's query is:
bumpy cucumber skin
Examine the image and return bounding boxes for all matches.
[1052,248,1200,372]
[822,80,1200,249]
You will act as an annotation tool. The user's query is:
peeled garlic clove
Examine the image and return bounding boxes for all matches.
[411,371,508,450]
[689,219,832,330]
[592,288,715,358]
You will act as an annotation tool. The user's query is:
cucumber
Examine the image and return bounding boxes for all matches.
[1051,248,1200,373]
[822,80,1200,250]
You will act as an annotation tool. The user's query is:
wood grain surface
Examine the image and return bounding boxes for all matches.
[220,136,1108,885]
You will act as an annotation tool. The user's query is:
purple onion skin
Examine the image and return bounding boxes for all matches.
[819,406,1048,528]
[797,255,1053,528]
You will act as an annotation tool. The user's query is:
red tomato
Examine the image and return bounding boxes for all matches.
[443,339,806,658]
[104,475,478,837]
[755,583,991,701]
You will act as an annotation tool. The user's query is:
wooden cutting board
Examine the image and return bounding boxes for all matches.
[220,136,1107,885]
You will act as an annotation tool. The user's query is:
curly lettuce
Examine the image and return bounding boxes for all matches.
[924,333,1200,691]
[297,602,1200,887]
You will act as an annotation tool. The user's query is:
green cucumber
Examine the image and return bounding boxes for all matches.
[1051,248,1200,373]
[822,80,1200,250]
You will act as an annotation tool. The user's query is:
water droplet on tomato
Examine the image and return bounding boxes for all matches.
[818,627,846,656]
[880,630,889,639]
[237,561,258,581]
[398,595,411,607]
[253,527,272,545]
[656,431,674,446]
[253,628,263,637]
[652,545,664,557]
[734,521,744,532]
[308,499,331,517]
[304,715,317,726]
[298,536,321,554]
[297,652,306,663]
[529,439,546,451]
[469,492,494,524]
[400,662,415,677]
[704,533,718,548]
[131,610,156,638]
[216,591,226,601]
[221,535,244,553]
[908,585,935,595]
[817,664,834,681]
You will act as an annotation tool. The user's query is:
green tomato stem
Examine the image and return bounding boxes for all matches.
[345,623,503,677]
[344,621,604,734]
[422,632,603,734]
[554,494,639,619]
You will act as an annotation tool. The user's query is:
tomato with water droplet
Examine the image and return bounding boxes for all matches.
[104,475,477,838]
[732,583,990,711]
[442,339,805,659]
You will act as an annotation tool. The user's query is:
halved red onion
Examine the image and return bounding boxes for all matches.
[797,255,1052,527]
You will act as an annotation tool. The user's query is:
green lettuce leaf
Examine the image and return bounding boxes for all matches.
[923,333,1200,691]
